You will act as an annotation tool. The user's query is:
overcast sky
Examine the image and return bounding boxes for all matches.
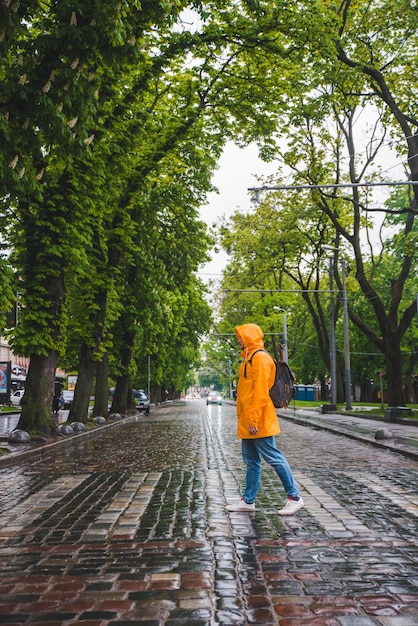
[198,142,277,283]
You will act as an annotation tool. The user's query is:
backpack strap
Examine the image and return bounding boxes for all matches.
[243,348,266,377]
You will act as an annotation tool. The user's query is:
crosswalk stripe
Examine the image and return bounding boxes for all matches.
[0,475,89,538]
[294,471,374,536]
[81,472,162,542]
[345,472,418,517]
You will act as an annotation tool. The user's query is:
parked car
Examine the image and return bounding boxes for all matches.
[136,391,150,415]
[59,390,74,410]
[10,389,24,406]
[206,391,223,405]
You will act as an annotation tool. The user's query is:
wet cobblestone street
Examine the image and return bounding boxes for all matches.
[0,400,417,625]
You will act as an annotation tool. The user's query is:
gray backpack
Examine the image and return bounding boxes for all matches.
[245,349,296,408]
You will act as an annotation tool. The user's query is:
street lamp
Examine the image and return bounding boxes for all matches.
[322,246,352,410]
[273,306,288,362]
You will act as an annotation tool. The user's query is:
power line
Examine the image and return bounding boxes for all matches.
[225,288,334,293]
[248,180,418,193]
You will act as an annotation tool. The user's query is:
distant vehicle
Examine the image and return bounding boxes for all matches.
[136,390,150,415]
[60,390,74,410]
[10,389,24,406]
[206,391,223,405]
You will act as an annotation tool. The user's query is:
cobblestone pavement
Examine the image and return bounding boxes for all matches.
[278,406,418,460]
[0,401,418,625]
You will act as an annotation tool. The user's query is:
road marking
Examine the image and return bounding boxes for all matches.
[346,472,418,517]
[81,472,162,542]
[0,475,89,538]
[294,471,374,536]
[5,469,412,545]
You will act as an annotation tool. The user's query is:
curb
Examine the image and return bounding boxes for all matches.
[0,411,147,468]
[279,410,418,461]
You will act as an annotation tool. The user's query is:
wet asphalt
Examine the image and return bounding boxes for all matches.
[0,399,417,625]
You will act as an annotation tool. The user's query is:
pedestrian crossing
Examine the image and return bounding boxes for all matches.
[0,474,88,539]
[80,472,161,542]
[0,470,417,544]
[346,471,418,517]
[294,471,374,536]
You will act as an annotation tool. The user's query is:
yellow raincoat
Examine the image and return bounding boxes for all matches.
[235,323,280,439]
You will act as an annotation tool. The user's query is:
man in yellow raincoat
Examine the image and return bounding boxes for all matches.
[227,323,304,516]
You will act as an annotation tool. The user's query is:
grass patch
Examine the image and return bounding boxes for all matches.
[290,400,418,419]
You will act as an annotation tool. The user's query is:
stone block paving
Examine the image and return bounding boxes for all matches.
[0,402,417,625]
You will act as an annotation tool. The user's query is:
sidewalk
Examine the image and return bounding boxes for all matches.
[278,405,418,461]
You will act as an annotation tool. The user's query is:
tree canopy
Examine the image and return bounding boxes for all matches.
[214,0,418,406]
[1,1,417,433]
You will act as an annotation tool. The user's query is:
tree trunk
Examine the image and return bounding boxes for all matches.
[151,382,161,404]
[384,344,405,407]
[320,377,327,402]
[111,374,131,414]
[127,385,136,410]
[18,352,57,436]
[111,346,133,414]
[93,352,110,418]
[69,343,95,424]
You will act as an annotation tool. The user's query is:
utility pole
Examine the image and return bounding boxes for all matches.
[341,259,352,410]
[328,256,338,408]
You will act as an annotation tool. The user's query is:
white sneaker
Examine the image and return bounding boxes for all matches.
[226,497,255,512]
[277,497,304,516]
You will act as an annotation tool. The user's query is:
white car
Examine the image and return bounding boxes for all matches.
[206,391,223,405]
[10,389,24,406]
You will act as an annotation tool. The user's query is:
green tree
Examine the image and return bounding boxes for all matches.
[57,1,316,418]
[217,92,418,405]
[1,2,192,434]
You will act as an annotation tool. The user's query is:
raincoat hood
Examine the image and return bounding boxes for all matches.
[235,323,265,358]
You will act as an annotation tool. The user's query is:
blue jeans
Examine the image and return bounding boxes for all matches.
[241,436,300,504]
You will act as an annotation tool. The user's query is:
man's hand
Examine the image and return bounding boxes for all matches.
[248,425,259,435]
